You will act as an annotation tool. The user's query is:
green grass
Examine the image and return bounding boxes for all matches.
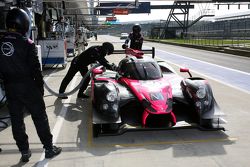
[148,38,250,47]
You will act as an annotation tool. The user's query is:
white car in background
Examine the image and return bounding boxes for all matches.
[120,33,129,40]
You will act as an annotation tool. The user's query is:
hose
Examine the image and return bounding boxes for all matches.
[0,95,6,108]
[43,63,100,97]
[42,47,51,69]
[0,83,6,108]
[0,84,8,129]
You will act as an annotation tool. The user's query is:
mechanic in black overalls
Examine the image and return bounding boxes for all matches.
[123,24,144,50]
[59,42,117,98]
[0,8,61,162]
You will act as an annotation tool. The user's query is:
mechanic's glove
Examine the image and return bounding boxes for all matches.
[122,44,128,49]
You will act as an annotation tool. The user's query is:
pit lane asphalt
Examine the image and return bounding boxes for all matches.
[0,35,250,167]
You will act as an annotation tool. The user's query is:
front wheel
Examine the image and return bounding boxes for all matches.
[93,124,101,138]
[200,119,213,129]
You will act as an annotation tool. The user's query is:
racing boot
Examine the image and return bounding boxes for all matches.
[45,146,62,159]
[21,150,32,162]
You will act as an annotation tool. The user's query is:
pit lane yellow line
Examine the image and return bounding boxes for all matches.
[89,137,237,148]
[87,101,94,147]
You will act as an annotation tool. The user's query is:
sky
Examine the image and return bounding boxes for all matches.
[97,1,250,23]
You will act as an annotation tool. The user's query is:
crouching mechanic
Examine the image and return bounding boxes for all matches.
[59,42,117,99]
[0,8,61,162]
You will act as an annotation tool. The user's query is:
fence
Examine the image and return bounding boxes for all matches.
[185,17,250,47]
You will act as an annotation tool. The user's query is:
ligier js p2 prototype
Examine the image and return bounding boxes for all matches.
[91,48,226,137]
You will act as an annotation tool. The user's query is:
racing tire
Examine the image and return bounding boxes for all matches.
[200,119,213,129]
[93,124,101,138]
[105,123,120,131]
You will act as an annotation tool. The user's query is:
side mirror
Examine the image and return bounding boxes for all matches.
[180,68,192,77]
[92,68,103,75]
[180,68,189,73]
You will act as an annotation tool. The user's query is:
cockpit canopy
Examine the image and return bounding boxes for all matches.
[118,57,162,80]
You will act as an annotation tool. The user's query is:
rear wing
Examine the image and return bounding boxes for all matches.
[113,47,155,59]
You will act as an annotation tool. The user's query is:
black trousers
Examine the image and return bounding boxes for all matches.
[5,81,53,152]
[59,61,90,95]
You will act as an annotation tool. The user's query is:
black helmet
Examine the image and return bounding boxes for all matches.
[6,8,30,36]
[102,42,114,55]
[132,24,141,33]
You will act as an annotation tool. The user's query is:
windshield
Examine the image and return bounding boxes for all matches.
[126,62,162,80]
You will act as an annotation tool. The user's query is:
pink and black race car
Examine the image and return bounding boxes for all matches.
[91,48,226,137]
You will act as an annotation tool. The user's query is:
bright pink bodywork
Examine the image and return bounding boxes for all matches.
[91,48,177,127]
[119,77,176,127]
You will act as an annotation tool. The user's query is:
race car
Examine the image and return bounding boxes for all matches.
[120,33,129,40]
[91,47,226,137]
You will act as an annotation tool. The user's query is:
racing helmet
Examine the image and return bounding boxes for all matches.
[102,42,114,55]
[132,24,141,33]
[6,8,30,36]
[118,58,130,76]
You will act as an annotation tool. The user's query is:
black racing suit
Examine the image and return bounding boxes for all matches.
[125,32,143,50]
[59,45,115,96]
[0,32,53,152]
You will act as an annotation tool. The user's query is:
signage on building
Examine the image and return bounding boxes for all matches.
[98,2,150,15]
[106,16,117,21]
[112,9,129,15]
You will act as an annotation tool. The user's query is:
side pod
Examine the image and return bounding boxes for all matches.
[181,77,226,129]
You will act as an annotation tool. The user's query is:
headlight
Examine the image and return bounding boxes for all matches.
[204,100,209,105]
[112,104,118,110]
[106,92,117,102]
[196,86,206,99]
[195,101,201,108]
[102,103,109,110]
